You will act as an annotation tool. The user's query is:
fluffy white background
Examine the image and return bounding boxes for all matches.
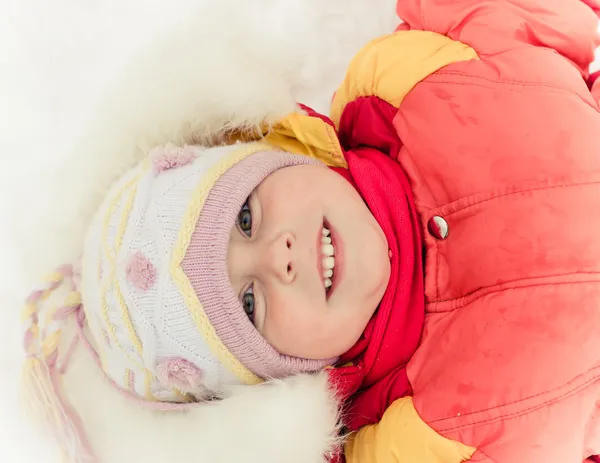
[0,1,598,462]
[0,1,397,461]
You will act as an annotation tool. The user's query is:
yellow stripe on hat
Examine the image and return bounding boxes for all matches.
[98,170,148,372]
[171,143,271,386]
[145,371,156,401]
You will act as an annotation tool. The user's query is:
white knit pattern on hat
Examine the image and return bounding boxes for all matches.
[80,143,271,401]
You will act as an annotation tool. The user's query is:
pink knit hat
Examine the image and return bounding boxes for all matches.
[20,142,339,463]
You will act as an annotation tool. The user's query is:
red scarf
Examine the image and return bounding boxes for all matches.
[317,98,425,431]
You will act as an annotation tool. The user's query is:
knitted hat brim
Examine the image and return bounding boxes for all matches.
[182,151,338,381]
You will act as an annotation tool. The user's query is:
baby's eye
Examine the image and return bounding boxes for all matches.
[237,199,252,237]
[242,285,255,323]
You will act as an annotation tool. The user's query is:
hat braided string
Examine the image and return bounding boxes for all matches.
[21,264,97,463]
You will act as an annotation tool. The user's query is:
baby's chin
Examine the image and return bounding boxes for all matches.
[361,209,392,290]
[353,249,391,310]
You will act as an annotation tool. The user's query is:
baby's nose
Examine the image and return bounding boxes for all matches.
[262,232,295,283]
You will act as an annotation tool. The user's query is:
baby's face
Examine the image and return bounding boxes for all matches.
[227,163,390,360]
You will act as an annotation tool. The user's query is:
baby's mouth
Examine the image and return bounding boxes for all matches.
[321,224,335,294]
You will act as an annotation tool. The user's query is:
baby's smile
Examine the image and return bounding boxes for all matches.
[320,224,335,295]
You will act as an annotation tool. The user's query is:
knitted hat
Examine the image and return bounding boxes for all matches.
[75,141,335,403]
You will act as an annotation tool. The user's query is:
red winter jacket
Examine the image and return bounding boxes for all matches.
[321,0,600,462]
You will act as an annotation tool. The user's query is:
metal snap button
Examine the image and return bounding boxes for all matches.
[427,215,449,240]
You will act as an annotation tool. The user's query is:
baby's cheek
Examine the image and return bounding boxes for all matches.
[263,303,330,358]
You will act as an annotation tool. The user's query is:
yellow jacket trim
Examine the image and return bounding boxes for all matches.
[224,111,348,168]
[345,397,476,463]
[265,111,347,168]
[331,30,479,127]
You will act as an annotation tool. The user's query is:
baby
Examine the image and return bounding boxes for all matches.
[22,0,600,462]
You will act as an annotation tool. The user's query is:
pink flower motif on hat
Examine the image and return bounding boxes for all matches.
[125,251,156,291]
[156,357,204,394]
[150,143,196,174]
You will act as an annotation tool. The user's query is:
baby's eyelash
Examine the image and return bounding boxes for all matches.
[242,284,256,324]
[237,198,253,237]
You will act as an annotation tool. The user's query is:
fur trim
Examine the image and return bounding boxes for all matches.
[4,0,397,284]
[62,327,342,463]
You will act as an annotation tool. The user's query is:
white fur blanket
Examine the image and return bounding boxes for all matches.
[0,1,397,462]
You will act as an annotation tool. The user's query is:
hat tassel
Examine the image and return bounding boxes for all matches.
[21,355,95,463]
[21,265,96,463]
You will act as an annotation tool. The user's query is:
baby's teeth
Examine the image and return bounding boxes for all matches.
[321,243,334,256]
[322,256,335,269]
[321,227,335,292]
